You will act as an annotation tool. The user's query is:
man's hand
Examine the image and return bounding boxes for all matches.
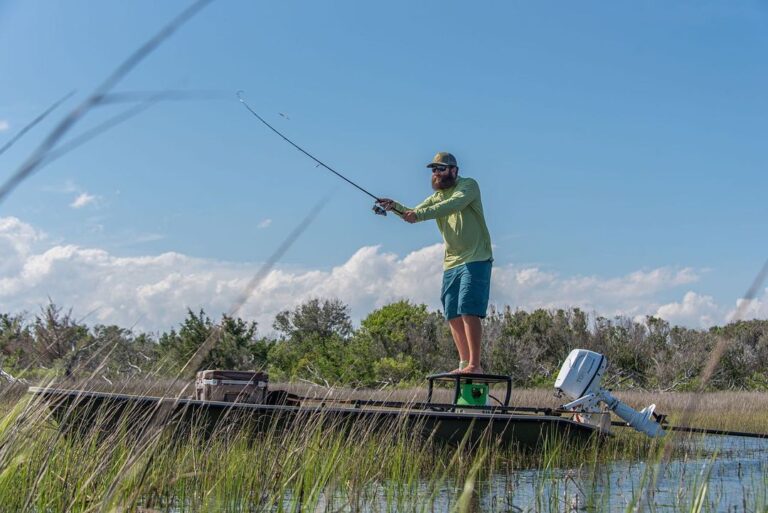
[377,199,416,222]
[376,198,395,211]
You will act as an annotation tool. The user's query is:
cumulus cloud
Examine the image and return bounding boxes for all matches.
[490,264,702,321]
[70,192,97,209]
[0,216,756,333]
[654,291,722,328]
[0,228,440,333]
[726,289,768,323]
[0,217,46,277]
[0,216,45,254]
[0,120,9,132]
[257,218,272,229]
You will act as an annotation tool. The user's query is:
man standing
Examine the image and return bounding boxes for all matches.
[377,152,492,374]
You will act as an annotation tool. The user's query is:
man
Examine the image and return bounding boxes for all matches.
[377,152,492,374]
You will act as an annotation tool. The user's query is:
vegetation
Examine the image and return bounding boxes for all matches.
[1,298,768,391]
[1,300,766,512]
[0,384,764,512]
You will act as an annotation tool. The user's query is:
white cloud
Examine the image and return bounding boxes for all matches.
[70,192,97,209]
[0,217,46,278]
[0,216,45,255]
[654,291,722,328]
[489,264,702,320]
[257,218,272,229]
[726,290,768,323]
[0,216,758,333]
[0,120,9,132]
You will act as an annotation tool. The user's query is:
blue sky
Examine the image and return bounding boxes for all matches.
[1,1,767,332]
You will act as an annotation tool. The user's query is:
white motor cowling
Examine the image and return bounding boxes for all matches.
[554,349,665,438]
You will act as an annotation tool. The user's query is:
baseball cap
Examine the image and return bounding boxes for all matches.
[426,152,458,168]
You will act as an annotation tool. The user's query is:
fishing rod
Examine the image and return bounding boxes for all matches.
[236,91,401,216]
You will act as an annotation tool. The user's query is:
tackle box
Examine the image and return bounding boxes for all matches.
[195,370,268,404]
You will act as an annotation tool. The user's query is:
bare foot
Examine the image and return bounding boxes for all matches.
[448,361,469,374]
[460,365,484,375]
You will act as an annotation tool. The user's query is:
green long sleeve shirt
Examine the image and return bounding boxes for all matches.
[394,176,493,270]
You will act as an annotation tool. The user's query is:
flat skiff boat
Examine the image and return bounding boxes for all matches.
[28,370,602,449]
[29,350,673,447]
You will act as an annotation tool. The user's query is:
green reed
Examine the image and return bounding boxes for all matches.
[0,386,765,512]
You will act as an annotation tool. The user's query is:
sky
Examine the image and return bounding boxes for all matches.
[1,1,767,334]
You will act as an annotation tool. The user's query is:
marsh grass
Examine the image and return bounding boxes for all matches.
[0,381,765,512]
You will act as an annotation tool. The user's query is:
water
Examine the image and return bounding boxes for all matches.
[480,435,768,512]
[307,435,768,512]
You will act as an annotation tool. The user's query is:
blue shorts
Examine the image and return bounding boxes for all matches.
[441,260,492,320]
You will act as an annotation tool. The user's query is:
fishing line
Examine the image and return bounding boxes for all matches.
[236,91,401,215]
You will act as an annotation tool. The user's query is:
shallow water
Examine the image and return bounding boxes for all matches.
[481,435,768,512]
[305,435,768,512]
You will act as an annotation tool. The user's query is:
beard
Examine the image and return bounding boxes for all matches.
[432,170,457,190]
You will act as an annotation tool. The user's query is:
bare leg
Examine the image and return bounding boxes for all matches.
[448,317,469,372]
[460,315,484,374]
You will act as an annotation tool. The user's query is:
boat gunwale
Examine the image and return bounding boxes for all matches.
[27,386,600,433]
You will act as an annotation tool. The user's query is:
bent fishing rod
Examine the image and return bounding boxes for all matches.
[236,91,401,216]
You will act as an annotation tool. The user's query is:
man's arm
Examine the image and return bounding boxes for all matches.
[377,195,438,221]
[413,179,479,221]
[376,198,407,217]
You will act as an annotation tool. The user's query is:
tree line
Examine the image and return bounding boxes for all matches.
[1,300,767,391]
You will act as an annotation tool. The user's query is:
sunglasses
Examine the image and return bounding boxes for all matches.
[431,165,450,173]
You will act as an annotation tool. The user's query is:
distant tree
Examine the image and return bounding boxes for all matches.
[651,324,711,390]
[709,320,768,389]
[2,306,157,380]
[90,324,159,378]
[215,315,262,369]
[273,298,353,342]
[356,300,430,358]
[486,308,549,385]
[2,300,767,390]
[593,315,652,386]
[373,355,420,384]
[351,300,454,383]
[267,298,354,383]
[31,303,94,377]
[486,308,578,385]
[0,312,33,371]
[158,309,210,370]
[158,309,260,372]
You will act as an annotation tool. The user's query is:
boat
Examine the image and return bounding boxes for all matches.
[29,349,677,448]
[28,370,603,449]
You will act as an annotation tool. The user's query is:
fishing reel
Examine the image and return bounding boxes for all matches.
[372,203,387,216]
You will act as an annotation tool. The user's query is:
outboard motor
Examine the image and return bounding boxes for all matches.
[554,349,665,437]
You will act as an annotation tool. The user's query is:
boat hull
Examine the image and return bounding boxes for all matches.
[28,387,601,449]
